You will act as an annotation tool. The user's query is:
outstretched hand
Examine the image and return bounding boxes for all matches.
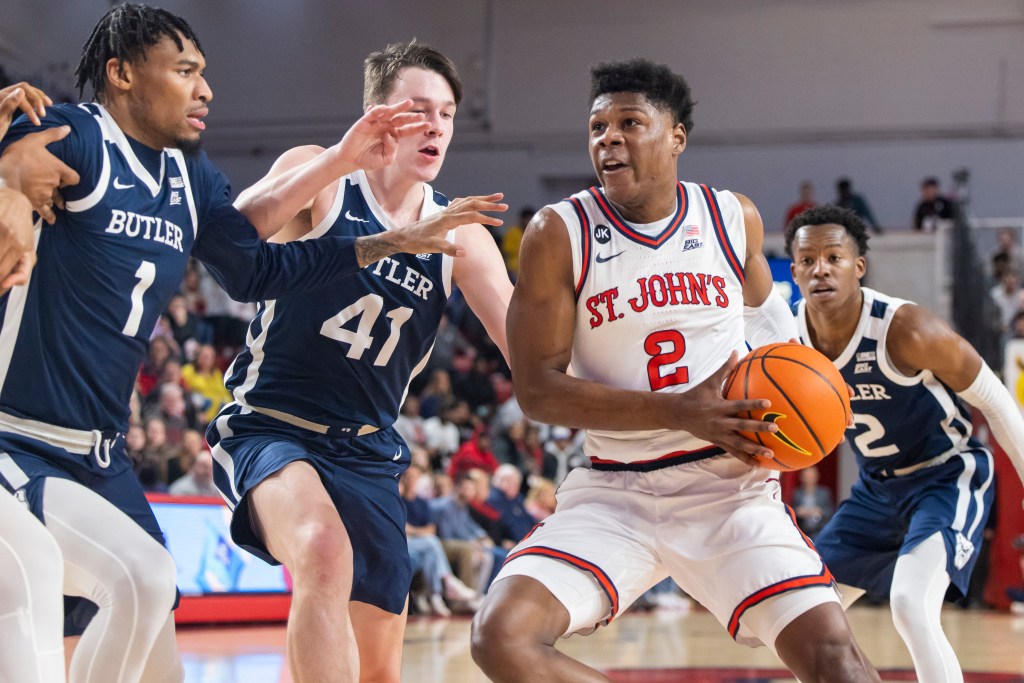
[677,350,779,466]
[0,83,52,135]
[0,126,80,225]
[355,193,507,267]
[333,99,431,172]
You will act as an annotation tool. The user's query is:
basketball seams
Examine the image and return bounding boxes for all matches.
[759,355,827,459]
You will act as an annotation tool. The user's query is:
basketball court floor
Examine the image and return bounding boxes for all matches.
[177,603,1024,682]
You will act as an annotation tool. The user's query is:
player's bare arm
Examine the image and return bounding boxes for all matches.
[738,192,799,345]
[886,305,981,389]
[353,193,506,268]
[452,223,515,363]
[508,208,777,458]
[236,100,428,239]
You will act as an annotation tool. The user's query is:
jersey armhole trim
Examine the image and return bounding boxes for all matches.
[699,184,744,285]
[569,197,591,300]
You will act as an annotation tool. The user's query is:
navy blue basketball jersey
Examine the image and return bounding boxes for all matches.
[0,103,366,434]
[224,170,452,432]
[797,287,983,476]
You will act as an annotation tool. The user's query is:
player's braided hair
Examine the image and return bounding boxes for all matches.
[590,59,695,134]
[784,204,871,257]
[75,3,204,101]
[363,40,462,110]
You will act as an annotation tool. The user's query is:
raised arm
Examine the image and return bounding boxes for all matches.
[737,193,798,346]
[889,304,1024,484]
[507,207,778,459]
[235,100,429,239]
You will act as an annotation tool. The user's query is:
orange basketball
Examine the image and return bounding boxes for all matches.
[723,342,850,471]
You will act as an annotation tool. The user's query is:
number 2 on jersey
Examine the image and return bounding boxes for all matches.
[122,260,156,337]
[645,330,689,390]
[320,293,413,367]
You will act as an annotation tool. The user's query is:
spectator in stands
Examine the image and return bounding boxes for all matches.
[125,423,146,464]
[419,368,455,419]
[492,418,542,475]
[992,228,1024,284]
[990,268,1022,341]
[168,429,207,485]
[501,207,534,280]
[836,177,881,234]
[431,469,500,594]
[791,465,833,539]
[144,382,198,446]
[195,261,254,352]
[424,397,472,469]
[136,417,176,491]
[542,425,585,484]
[524,477,557,521]
[180,262,206,314]
[424,315,474,379]
[783,180,816,230]
[913,177,953,233]
[168,450,218,497]
[165,293,209,361]
[401,464,480,616]
[484,465,537,548]
[137,335,175,397]
[182,343,231,425]
[449,429,500,479]
[394,396,428,451]
[453,355,498,418]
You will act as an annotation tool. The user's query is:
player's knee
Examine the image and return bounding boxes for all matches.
[359,658,400,683]
[128,545,178,611]
[287,519,353,585]
[889,588,925,633]
[471,598,535,670]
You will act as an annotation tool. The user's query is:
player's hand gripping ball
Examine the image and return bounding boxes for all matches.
[723,342,850,471]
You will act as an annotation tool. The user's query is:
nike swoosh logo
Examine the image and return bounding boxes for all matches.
[595,250,626,263]
[762,412,812,455]
[393,446,403,461]
[113,178,135,190]
[345,210,370,223]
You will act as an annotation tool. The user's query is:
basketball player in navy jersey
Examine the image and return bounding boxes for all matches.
[472,60,879,683]
[0,6,502,683]
[206,41,510,683]
[788,204,1024,683]
[0,81,74,683]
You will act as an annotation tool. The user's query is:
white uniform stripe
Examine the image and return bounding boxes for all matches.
[951,452,977,532]
[65,110,110,213]
[232,301,277,406]
[95,105,164,196]
[166,149,198,238]
[0,223,40,395]
[0,451,29,489]
[966,451,994,539]
[210,410,242,507]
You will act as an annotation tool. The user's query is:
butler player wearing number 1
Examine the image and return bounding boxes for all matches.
[789,205,1024,683]
[472,60,879,683]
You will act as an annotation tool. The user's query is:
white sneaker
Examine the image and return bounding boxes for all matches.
[428,593,452,617]
[412,592,431,616]
[443,575,479,603]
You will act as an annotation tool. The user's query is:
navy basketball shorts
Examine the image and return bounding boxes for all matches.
[814,448,993,598]
[0,429,176,634]
[207,405,412,615]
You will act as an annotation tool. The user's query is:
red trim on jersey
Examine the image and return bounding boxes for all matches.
[587,183,688,248]
[725,500,835,640]
[568,197,592,297]
[589,443,722,467]
[699,184,745,286]
[504,545,619,618]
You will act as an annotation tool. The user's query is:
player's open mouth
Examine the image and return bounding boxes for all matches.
[187,109,208,131]
[811,285,835,296]
[419,146,439,158]
[601,159,627,173]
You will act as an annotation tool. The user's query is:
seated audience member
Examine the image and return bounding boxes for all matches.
[394,396,428,451]
[524,477,557,521]
[168,450,219,497]
[483,464,536,548]
[419,368,455,419]
[166,293,209,360]
[182,343,231,425]
[401,465,480,616]
[791,465,834,539]
[783,180,816,229]
[144,382,197,446]
[137,335,175,397]
[168,429,208,484]
[449,429,500,479]
[424,398,470,469]
[542,425,586,484]
[913,176,953,233]
[431,469,500,594]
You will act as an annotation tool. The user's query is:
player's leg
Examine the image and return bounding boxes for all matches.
[350,600,407,683]
[769,598,879,683]
[248,460,359,683]
[42,477,178,683]
[0,490,65,683]
[889,532,962,683]
[139,615,185,683]
[472,574,611,683]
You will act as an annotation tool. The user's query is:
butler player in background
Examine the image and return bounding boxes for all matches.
[0,5,490,682]
[471,59,879,683]
[789,204,1024,683]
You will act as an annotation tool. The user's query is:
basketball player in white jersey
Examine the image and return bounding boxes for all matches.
[0,82,74,683]
[788,204,1024,683]
[472,59,879,682]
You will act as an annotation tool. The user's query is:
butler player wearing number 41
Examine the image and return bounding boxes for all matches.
[788,204,1024,683]
[472,59,878,683]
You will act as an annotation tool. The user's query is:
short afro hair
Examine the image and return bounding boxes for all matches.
[590,59,695,133]
[784,205,870,258]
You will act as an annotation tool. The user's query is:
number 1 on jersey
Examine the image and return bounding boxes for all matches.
[320,293,413,367]
[122,260,155,337]
[645,330,689,390]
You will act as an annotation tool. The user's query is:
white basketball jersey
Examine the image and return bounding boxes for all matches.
[553,181,748,464]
